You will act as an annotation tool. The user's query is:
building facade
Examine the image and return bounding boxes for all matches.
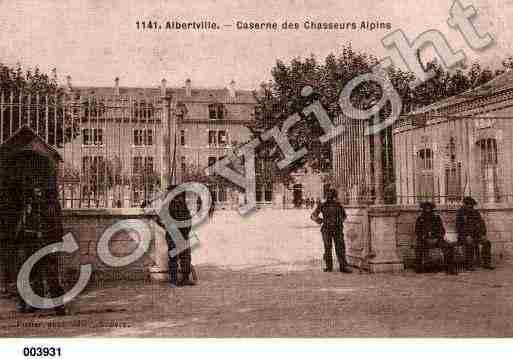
[0,77,329,211]
[393,71,513,205]
[0,77,258,209]
[329,70,513,270]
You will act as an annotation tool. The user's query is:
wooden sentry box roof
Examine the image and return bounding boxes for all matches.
[0,125,62,164]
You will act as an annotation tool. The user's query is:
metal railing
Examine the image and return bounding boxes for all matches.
[0,91,165,209]
[393,116,511,206]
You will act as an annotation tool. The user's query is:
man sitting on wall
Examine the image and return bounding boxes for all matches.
[456,196,495,271]
[415,202,457,275]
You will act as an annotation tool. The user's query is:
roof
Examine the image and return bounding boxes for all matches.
[409,70,513,116]
[0,125,62,163]
[72,86,257,104]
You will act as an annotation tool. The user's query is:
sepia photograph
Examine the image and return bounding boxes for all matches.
[1,0,513,355]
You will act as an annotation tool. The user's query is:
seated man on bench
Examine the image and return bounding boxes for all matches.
[456,196,495,271]
[415,201,457,275]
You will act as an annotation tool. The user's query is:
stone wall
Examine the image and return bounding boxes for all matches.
[395,204,512,268]
[343,203,513,271]
[60,208,163,284]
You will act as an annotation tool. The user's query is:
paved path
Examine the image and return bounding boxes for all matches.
[1,210,512,337]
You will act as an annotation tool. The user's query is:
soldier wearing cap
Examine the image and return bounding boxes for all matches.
[414,201,453,274]
[156,185,194,286]
[311,188,352,273]
[456,196,494,271]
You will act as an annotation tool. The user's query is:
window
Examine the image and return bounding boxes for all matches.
[82,156,105,174]
[218,130,228,146]
[145,157,153,173]
[132,100,155,119]
[133,156,143,174]
[208,103,224,120]
[180,130,186,146]
[445,163,462,202]
[83,98,106,119]
[145,129,153,146]
[416,148,434,201]
[133,129,153,146]
[207,184,226,203]
[477,138,499,202]
[82,128,104,146]
[478,138,498,165]
[208,130,230,147]
[133,156,153,174]
[134,130,143,147]
[208,130,217,147]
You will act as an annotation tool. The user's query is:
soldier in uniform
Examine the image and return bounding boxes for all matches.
[456,196,495,271]
[311,188,352,273]
[13,169,66,315]
[414,202,457,274]
[157,185,194,287]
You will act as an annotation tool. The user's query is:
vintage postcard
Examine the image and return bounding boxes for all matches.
[0,0,512,355]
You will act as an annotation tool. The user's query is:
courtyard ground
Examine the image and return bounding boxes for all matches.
[1,209,512,337]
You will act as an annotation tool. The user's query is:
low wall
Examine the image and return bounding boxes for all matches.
[343,203,513,270]
[395,204,512,268]
[60,208,163,283]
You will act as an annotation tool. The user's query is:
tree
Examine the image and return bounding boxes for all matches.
[252,45,411,185]
[0,63,78,146]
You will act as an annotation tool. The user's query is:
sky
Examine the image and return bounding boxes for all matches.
[0,0,512,90]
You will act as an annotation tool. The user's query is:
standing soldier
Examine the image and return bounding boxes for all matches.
[13,175,66,315]
[311,188,352,273]
[456,196,495,271]
[157,185,194,287]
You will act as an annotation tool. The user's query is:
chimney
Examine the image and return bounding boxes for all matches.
[229,80,236,99]
[161,78,167,97]
[185,78,191,97]
[114,77,120,96]
[66,75,72,92]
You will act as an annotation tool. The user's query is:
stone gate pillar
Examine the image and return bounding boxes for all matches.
[367,206,404,273]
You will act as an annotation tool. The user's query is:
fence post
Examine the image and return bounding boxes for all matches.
[373,117,385,205]
[161,95,172,190]
[161,91,180,189]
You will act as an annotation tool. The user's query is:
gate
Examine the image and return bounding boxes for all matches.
[0,91,166,209]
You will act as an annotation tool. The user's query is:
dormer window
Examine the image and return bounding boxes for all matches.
[208,103,224,120]
[132,100,155,119]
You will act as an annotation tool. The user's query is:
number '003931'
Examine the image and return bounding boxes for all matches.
[23,347,62,357]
